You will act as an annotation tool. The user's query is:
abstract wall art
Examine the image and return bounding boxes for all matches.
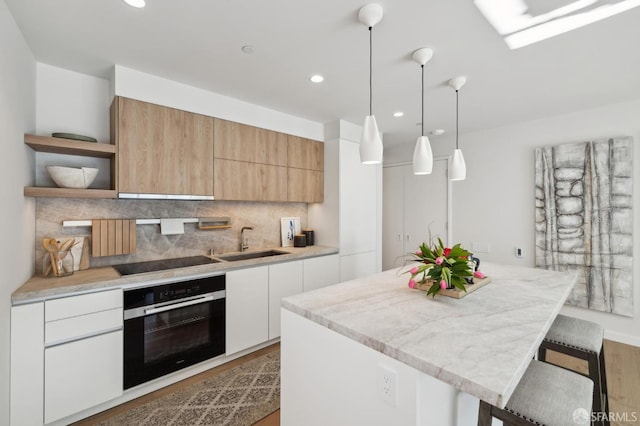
[535,137,633,316]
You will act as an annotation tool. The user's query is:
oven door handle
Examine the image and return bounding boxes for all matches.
[144,295,215,315]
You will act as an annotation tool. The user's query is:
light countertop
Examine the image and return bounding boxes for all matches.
[281,261,577,408]
[13,245,338,305]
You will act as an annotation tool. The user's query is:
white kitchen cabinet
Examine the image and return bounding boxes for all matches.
[382,160,450,271]
[309,120,382,282]
[268,260,303,339]
[226,265,269,355]
[44,330,123,423]
[10,303,44,426]
[43,289,123,424]
[303,254,340,292]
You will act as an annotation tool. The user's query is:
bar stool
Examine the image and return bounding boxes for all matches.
[538,314,609,426]
[478,359,593,426]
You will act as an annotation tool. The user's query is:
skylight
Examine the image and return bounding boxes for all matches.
[474,0,640,49]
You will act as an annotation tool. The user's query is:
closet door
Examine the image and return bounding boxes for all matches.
[382,165,405,270]
[383,159,450,271]
[403,159,449,251]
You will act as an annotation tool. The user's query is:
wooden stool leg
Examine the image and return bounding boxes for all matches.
[478,400,493,426]
[588,352,605,426]
[538,342,548,362]
[599,344,610,426]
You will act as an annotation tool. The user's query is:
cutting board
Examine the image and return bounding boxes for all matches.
[91,219,136,257]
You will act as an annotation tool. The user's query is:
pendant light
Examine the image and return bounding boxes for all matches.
[411,48,434,175]
[449,76,467,181]
[358,3,384,165]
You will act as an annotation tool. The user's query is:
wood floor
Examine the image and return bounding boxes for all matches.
[546,339,640,426]
[76,339,638,426]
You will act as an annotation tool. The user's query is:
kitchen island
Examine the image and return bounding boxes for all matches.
[280,262,577,425]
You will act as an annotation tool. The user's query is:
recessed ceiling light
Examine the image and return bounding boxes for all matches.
[431,129,445,136]
[241,45,254,54]
[123,0,145,8]
[310,75,324,83]
[393,112,404,117]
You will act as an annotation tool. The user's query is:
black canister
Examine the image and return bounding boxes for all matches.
[294,234,307,247]
[302,229,315,246]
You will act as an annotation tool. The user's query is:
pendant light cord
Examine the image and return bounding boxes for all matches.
[421,65,424,137]
[369,26,373,116]
[455,89,459,150]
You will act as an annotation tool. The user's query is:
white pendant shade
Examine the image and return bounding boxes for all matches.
[360,115,383,164]
[412,136,433,175]
[450,148,466,181]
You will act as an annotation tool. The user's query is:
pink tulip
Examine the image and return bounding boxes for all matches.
[415,250,422,255]
[440,280,447,289]
[410,266,418,275]
[435,257,444,265]
[474,270,486,279]
[408,280,416,289]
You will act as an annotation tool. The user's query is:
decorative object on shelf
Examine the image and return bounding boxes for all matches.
[302,228,315,246]
[42,237,79,277]
[46,166,99,189]
[405,238,486,297]
[358,3,384,165]
[51,133,97,143]
[448,76,467,181]
[280,217,301,247]
[294,234,307,247]
[412,47,434,175]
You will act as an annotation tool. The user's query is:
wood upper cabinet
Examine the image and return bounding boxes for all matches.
[287,135,324,171]
[214,118,287,166]
[113,97,214,197]
[287,135,324,203]
[214,159,287,201]
[213,118,288,201]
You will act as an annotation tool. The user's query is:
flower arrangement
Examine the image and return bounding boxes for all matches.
[406,238,485,297]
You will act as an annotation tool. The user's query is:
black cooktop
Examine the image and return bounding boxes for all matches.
[113,255,220,276]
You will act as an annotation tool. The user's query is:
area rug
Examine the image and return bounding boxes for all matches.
[97,351,280,426]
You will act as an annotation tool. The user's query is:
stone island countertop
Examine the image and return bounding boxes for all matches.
[13,245,338,305]
[281,261,577,408]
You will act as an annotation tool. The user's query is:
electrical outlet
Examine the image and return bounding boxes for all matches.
[472,242,490,253]
[515,247,524,258]
[378,364,397,406]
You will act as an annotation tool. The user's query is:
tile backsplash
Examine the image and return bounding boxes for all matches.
[35,198,307,271]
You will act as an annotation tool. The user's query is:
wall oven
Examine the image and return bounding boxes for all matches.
[123,274,226,389]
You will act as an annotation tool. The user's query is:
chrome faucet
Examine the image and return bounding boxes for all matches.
[240,226,253,251]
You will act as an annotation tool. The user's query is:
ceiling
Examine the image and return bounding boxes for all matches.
[6,0,640,147]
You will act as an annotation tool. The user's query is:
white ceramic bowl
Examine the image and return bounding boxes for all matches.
[46,166,99,189]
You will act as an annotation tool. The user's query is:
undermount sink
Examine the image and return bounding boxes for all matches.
[216,249,288,262]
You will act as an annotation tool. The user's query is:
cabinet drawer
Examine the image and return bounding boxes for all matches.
[45,289,122,322]
[45,330,123,423]
[45,308,122,346]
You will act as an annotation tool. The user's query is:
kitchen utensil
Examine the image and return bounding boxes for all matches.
[42,237,76,277]
[92,219,137,257]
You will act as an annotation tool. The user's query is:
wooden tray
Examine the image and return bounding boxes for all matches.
[414,276,491,299]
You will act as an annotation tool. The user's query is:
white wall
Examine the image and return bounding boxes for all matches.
[35,64,112,188]
[113,65,324,141]
[0,0,36,423]
[385,99,640,346]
